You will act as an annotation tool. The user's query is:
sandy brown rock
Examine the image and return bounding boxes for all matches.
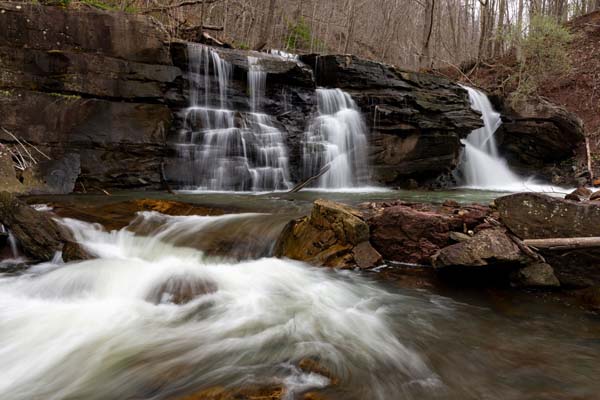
[274,199,381,269]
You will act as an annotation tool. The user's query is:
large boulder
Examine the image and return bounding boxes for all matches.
[496,192,600,239]
[496,193,600,287]
[432,227,560,287]
[274,199,382,269]
[0,192,88,262]
[301,54,484,187]
[365,201,489,264]
[431,228,528,268]
[495,99,586,185]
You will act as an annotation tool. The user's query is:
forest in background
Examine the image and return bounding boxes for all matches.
[37,0,600,71]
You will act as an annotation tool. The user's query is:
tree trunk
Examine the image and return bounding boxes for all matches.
[344,0,356,54]
[255,0,276,50]
[419,0,435,68]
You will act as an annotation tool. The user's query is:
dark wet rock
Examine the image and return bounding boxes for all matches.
[147,275,217,305]
[0,90,172,192]
[496,193,600,239]
[510,262,561,288]
[365,201,490,264]
[0,1,180,193]
[0,192,89,262]
[301,54,483,187]
[62,240,93,263]
[432,228,528,269]
[274,199,382,269]
[573,286,600,311]
[495,99,585,185]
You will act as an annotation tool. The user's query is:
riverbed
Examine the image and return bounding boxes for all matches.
[0,189,598,400]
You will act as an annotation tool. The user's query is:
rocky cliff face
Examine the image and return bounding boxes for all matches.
[489,96,587,186]
[301,54,484,187]
[0,1,180,193]
[0,2,551,193]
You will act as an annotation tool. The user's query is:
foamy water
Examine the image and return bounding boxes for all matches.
[1,212,599,399]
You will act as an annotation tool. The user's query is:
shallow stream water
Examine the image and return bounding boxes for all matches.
[0,189,598,400]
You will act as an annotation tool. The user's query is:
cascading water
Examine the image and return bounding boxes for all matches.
[303,89,369,188]
[458,86,524,190]
[173,44,291,191]
[245,56,292,191]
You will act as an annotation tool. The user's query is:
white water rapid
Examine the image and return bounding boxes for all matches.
[303,89,369,189]
[174,44,291,191]
[459,86,564,192]
[0,213,438,399]
[1,209,599,399]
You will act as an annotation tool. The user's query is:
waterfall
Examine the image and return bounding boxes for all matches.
[459,86,535,191]
[173,44,291,191]
[303,88,369,188]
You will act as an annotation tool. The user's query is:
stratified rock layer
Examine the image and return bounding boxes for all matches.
[0,1,180,193]
[301,54,484,186]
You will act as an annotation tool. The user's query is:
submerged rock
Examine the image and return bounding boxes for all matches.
[274,199,382,269]
[0,192,88,262]
[510,262,560,288]
[565,186,592,202]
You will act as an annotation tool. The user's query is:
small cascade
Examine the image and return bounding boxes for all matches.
[173,44,291,191]
[245,56,292,191]
[7,232,20,259]
[459,86,529,190]
[303,88,369,188]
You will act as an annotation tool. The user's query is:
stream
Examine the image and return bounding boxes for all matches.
[0,190,598,399]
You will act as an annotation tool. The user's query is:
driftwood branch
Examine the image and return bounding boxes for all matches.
[523,237,600,251]
[141,0,220,14]
[183,24,224,32]
[288,164,331,193]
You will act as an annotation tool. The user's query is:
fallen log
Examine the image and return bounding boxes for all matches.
[523,237,600,251]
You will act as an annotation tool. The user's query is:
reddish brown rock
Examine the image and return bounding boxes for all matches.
[365,201,489,264]
[565,186,592,202]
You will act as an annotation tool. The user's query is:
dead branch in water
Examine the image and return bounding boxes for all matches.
[288,164,331,193]
[523,237,600,251]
